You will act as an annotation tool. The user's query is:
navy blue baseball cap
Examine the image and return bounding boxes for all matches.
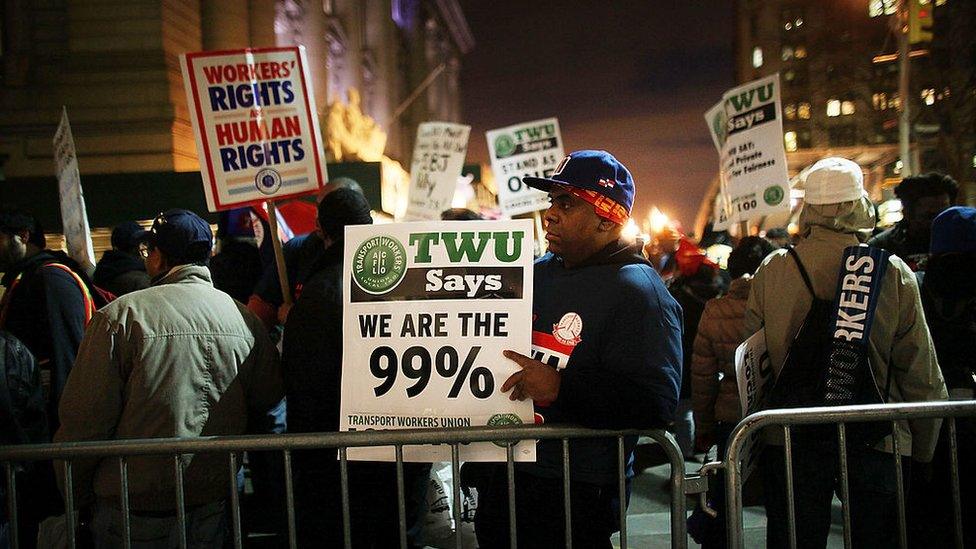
[930,206,976,255]
[145,209,213,263]
[524,150,635,223]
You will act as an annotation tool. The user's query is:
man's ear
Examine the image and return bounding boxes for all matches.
[597,219,617,233]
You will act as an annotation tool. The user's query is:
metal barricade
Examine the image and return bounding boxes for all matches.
[719,400,976,549]
[0,425,696,549]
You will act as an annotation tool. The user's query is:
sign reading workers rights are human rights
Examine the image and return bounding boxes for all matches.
[340,220,536,462]
[180,46,327,212]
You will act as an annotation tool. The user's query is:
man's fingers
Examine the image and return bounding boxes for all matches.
[501,371,524,393]
[503,350,535,368]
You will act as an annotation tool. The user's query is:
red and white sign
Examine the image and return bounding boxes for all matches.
[180,46,327,212]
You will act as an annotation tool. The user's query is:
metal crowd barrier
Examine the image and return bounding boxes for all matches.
[719,400,976,549]
[0,425,693,549]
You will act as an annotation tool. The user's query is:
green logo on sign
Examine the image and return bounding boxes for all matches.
[487,413,523,447]
[763,185,785,206]
[352,235,407,295]
[493,134,516,158]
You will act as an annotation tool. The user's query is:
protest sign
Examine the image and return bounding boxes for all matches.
[486,118,564,217]
[180,46,326,212]
[704,74,790,229]
[340,220,536,462]
[53,108,95,274]
[404,122,470,221]
[734,328,774,483]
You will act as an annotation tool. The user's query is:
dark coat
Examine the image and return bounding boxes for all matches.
[0,251,97,432]
[93,249,150,296]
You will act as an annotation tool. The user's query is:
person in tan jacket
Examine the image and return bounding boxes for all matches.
[745,158,947,548]
[55,209,283,548]
[692,236,775,453]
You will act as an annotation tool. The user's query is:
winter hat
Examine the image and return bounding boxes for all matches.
[317,187,373,240]
[930,206,976,255]
[111,221,148,252]
[144,209,213,264]
[798,157,868,205]
[524,150,635,224]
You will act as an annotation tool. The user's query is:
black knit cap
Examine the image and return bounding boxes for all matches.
[317,187,373,240]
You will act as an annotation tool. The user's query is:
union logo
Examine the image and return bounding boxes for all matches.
[552,312,583,347]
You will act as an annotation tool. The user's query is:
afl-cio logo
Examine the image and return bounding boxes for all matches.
[353,235,407,294]
[488,413,523,447]
[763,185,785,206]
[493,134,516,158]
[255,168,282,195]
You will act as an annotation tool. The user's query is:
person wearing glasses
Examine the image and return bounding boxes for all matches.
[55,209,283,547]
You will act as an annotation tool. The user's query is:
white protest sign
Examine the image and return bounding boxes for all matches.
[486,118,564,217]
[340,220,536,462]
[704,74,790,229]
[180,46,327,212]
[734,328,774,484]
[53,108,95,274]
[404,122,471,221]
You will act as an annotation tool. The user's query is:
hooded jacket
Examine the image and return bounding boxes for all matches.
[93,249,150,296]
[0,250,102,433]
[745,198,948,461]
[54,265,283,510]
[525,239,682,484]
[691,276,752,437]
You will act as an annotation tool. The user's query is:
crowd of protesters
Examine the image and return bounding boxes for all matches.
[0,152,973,548]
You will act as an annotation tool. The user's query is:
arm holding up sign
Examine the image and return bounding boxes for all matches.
[503,264,683,430]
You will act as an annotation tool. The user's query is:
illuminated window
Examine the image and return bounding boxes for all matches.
[873,92,888,110]
[785,131,798,152]
[782,46,794,61]
[795,17,803,27]
[841,100,856,115]
[798,102,811,119]
[795,46,807,59]
[921,88,936,106]
[785,104,797,120]
[827,99,841,117]
[869,0,897,17]
[784,21,793,31]
[752,46,763,68]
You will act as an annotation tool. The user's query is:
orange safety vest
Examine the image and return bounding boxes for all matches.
[0,263,96,328]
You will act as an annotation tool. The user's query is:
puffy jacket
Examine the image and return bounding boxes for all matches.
[691,276,751,438]
[54,265,283,511]
[745,198,948,461]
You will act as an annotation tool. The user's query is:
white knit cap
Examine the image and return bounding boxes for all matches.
[798,157,868,205]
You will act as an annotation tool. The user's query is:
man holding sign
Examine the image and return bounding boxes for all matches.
[475,150,683,548]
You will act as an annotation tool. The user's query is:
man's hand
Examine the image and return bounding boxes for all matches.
[501,350,560,402]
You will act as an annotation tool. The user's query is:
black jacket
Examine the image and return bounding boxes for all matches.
[93,249,150,296]
[0,251,100,432]
[281,242,344,438]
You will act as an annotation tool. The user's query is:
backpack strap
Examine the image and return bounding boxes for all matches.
[786,247,816,298]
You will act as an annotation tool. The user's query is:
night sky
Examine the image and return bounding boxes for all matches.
[459,1,735,232]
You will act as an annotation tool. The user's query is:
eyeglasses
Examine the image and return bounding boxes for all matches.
[138,242,153,260]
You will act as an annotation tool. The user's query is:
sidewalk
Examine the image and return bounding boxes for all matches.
[618,442,847,547]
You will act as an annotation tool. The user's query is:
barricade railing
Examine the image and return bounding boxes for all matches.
[716,400,976,549]
[0,425,695,549]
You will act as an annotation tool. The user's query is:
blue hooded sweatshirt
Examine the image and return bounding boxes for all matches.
[523,239,683,485]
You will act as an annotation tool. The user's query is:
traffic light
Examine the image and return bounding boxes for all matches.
[909,0,934,44]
